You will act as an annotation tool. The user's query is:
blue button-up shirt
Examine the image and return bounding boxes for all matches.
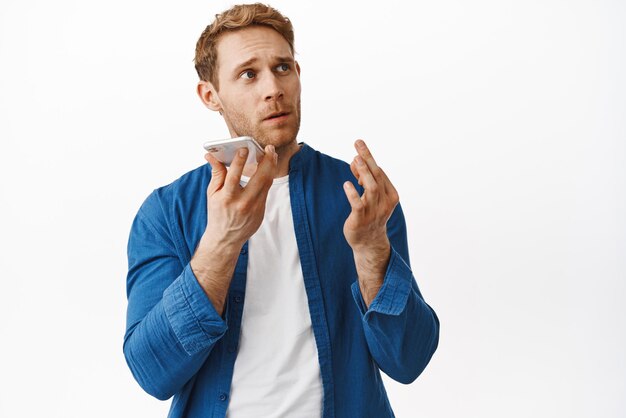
[124,143,440,417]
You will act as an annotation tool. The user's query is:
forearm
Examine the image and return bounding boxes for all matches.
[124,264,228,399]
[348,199,440,384]
[351,247,440,384]
[124,298,213,400]
[361,282,439,384]
[353,236,391,308]
[190,234,242,316]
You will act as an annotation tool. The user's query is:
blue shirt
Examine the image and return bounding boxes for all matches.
[124,143,440,418]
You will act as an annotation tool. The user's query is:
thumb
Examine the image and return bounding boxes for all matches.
[205,152,227,195]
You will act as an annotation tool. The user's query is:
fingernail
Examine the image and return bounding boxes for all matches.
[269,145,276,153]
[355,156,364,166]
[356,140,366,149]
[239,148,248,157]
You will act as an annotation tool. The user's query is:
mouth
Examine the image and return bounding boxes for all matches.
[264,111,290,121]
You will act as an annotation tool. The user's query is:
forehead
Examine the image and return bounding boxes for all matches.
[216,25,293,71]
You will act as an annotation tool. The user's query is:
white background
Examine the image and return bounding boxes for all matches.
[1,0,625,417]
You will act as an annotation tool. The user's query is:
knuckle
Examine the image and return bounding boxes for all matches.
[236,200,251,213]
[226,176,241,188]
[394,188,400,201]
[390,190,399,205]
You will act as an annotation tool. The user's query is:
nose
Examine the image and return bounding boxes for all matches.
[262,73,284,102]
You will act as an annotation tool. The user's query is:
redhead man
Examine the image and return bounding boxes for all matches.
[123,3,439,417]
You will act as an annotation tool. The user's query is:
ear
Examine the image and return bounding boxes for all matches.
[295,60,301,76]
[196,80,222,113]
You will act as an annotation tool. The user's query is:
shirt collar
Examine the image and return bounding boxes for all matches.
[288,141,313,173]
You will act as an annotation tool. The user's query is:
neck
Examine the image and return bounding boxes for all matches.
[242,140,301,178]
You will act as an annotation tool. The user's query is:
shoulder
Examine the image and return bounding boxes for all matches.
[137,163,210,223]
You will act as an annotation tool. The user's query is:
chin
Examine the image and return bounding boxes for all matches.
[257,128,299,150]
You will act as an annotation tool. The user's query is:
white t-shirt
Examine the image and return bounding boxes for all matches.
[226,174,323,418]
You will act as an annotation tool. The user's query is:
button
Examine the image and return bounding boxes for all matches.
[240,247,248,255]
[219,393,228,401]
[234,296,242,303]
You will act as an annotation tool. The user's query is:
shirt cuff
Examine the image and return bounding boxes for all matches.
[351,246,413,318]
[162,263,228,355]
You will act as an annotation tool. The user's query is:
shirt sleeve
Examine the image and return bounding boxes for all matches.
[123,191,228,400]
[350,204,440,384]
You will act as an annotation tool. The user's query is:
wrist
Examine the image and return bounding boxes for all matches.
[191,234,242,275]
[352,236,391,272]
[190,233,243,316]
[198,229,244,256]
[353,238,390,306]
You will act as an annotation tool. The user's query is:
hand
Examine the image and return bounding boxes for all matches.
[343,139,399,251]
[190,144,278,316]
[202,144,279,249]
[343,140,399,306]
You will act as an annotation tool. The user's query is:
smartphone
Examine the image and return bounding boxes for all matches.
[203,136,265,166]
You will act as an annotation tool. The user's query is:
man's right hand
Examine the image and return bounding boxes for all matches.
[190,144,278,315]
[203,144,278,247]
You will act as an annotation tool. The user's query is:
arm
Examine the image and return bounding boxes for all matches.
[123,201,229,400]
[343,139,440,384]
[123,145,278,400]
[350,205,440,384]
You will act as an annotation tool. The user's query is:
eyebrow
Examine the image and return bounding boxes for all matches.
[231,56,294,74]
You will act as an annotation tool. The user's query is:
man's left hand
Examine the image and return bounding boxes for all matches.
[343,139,400,307]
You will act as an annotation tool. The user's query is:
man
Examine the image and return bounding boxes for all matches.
[123,3,439,417]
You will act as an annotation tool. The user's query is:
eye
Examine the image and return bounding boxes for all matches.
[240,70,256,80]
[276,63,290,72]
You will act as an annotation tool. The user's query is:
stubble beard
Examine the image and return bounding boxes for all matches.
[224,97,301,153]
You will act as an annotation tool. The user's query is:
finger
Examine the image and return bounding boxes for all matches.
[206,152,227,195]
[349,159,360,183]
[224,146,249,192]
[343,181,365,216]
[354,155,380,196]
[244,144,278,197]
[377,166,400,204]
[354,139,384,181]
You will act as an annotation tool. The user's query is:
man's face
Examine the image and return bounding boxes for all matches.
[205,25,301,150]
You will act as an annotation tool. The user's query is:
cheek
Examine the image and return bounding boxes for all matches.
[223,94,253,116]
[288,82,302,103]
[290,78,301,93]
